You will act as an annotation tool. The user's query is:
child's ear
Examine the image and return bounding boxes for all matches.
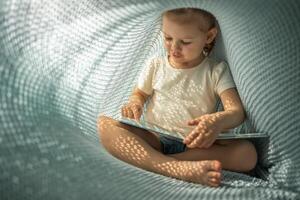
[206,27,218,44]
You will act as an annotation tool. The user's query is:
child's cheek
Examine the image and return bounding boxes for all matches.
[183,45,194,54]
[164,42,171,51]
[164,41,170,49]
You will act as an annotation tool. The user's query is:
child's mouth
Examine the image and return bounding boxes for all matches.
[172,53,182,58]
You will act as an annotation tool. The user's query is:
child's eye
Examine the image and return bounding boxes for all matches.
[181,41,192,45]
[165,37,172,41]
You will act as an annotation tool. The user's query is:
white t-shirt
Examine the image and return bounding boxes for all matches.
[137,56,236,137]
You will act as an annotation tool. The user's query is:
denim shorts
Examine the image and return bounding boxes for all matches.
[160,135,187,154]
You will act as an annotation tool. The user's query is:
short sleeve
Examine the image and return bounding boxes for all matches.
[137,59,156,95]
[212,62,236,95]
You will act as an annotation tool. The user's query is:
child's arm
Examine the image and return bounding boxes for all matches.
[129,87,150,106]
[184,88,245,148]
[210,88,245,130]
[121,87,150,121]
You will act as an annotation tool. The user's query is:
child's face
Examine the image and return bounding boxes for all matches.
[162,14,216,67]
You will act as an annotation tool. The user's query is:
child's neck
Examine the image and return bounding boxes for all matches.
[168,54,206,69]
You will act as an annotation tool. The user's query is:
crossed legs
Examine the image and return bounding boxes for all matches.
[97,115,257,187]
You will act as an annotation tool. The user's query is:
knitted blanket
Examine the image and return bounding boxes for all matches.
[1,0,299,199]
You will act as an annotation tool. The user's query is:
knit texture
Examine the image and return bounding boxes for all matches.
[0,0,299,199]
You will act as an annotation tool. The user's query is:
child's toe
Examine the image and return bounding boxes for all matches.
[208,171,221,179]
[205,160,222,172]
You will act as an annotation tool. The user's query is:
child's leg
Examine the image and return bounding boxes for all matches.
[169,140,257,172]
[98,115,222,187]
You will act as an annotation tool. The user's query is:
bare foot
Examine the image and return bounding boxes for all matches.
[155,160,222,187]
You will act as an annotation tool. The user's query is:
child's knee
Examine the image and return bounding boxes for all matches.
[97,115,116,141]
[237,140,257,171]
[97,115,109,131]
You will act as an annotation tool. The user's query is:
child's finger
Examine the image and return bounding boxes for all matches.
[127,108,134,119]
[187,117,204,126]
[133,112,140,121]
[187,120,196,126]
[191,134,204,148]
[187,119,199,126]
[183,130,198,144]
[125,108,130,118]
[132,106,142,121]
[121,106,127,117]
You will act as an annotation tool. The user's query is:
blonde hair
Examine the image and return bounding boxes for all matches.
[163,8,217,56]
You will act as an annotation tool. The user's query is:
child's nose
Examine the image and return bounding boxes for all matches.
[171,41,181,51]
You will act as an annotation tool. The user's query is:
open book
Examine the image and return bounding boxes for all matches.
[118,117,268,143]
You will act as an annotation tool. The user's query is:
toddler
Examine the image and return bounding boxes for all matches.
[98,8,257,187]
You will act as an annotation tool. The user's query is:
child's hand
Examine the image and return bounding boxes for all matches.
[121,102,143,121]
[183,114,222,149]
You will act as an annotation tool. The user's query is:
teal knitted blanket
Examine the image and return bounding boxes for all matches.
[1,0,299,199]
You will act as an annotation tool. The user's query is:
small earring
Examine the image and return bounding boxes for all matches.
[203,46,209,57]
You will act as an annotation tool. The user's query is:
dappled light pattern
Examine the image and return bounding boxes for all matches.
[0,0,300,199]
[153,160,222,187]
[140,57,234,137]
[114,135,149,165]
[99,116,222,187]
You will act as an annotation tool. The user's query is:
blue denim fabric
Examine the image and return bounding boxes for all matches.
[160,135,186,154]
